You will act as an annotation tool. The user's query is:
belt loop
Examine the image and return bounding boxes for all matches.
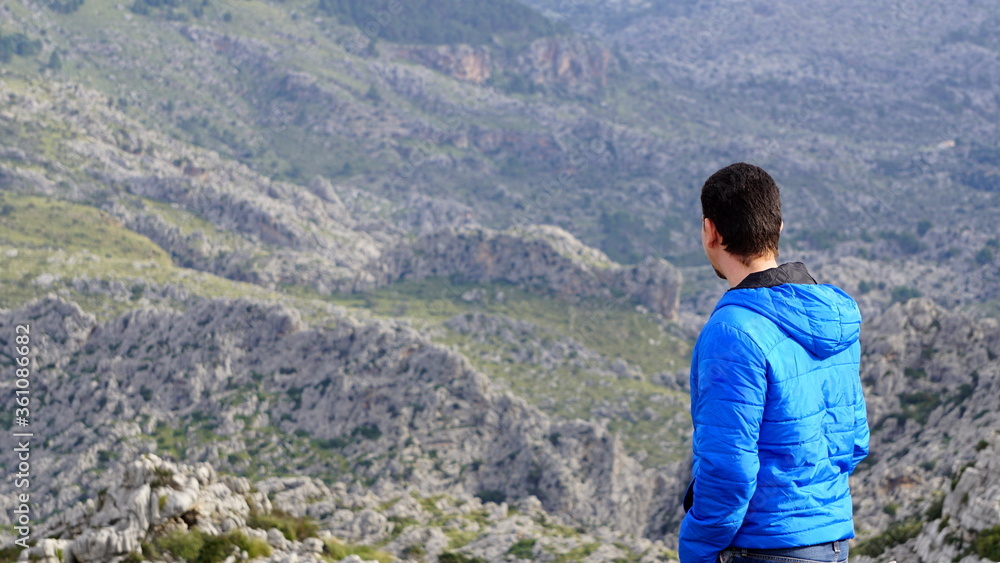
[833,541,841,554]
[740,548,747,556]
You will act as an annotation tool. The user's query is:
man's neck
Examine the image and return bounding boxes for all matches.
[722,256,779,288]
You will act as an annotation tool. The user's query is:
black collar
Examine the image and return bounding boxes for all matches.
[729,262,817,291]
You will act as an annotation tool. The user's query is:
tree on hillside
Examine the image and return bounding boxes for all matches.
[47,50,63,71]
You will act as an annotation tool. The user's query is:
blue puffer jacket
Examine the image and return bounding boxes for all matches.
[678,278,869,563]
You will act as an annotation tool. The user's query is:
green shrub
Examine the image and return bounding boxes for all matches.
[247,509,318,541]
[154,529,203,562]
[879,230,925,255]
[925,496,944,520]
[916,220,933,237]
[891,286,922,304]
[475,489,506,504]
[197,534,235,563]
[148,529,262,563]
[507,538,536,558]
[853,518,923,557]
[0,545,25,563]
[438,553,486,563]
[150,466,174,488]
[975,246,995,266]
[973,526,1000,561]
[0,32,41,62]
[140,541,160,560]
[323,539,393,563]
[897,391,941,425]
[401,544,425,558]
[46,0,84,13]
[229,532,272,559]
[351,424,382,441]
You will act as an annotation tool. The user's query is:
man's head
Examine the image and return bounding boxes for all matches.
[700,163,782,277]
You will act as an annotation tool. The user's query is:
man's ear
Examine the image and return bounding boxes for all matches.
[703,217,721,247]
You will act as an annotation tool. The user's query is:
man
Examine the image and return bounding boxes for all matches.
[679,163,869,563]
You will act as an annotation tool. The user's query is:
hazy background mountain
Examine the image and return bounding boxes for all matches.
[0,0,997,561]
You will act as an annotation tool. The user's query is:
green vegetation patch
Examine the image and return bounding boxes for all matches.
[0,192,275,318]
[0,545,24,563]
[316,0,566,45]
[507,538,536,558]
[973,525,1000,561]
[551,542,600,562]
[897,391,942,425]
[142,529,270,563]
[127,0,209,22]
[438,552,486,563]
[0,194,169,261]
[853,518,923,558]
[329,277,689,375]
[0,31,42,63]
[247,508,319,541]
[323,538,393,563]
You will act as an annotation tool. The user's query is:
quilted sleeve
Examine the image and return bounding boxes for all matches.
[679,322,767,563]
[849,367,870,474]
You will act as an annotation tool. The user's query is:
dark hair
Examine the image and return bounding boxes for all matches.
[700,162,782,265]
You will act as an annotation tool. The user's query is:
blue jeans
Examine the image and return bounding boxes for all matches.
[718,540,849,563]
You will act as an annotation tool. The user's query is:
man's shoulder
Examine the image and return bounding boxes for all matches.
[698,301,786,356]
[704,299,777,334]
[697,310,770,354]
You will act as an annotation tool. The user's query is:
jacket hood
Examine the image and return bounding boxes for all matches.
[713,282,862,359]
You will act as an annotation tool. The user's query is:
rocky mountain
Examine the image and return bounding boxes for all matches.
[19,451,677,563]
[0,294,682,561]
[849,299,1000,563]
[0,0,997,561]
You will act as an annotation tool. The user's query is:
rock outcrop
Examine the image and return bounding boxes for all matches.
[369,225,682,319]
[392,35,615,97]
[393,44,493,84]
[510,36,615,97]
[19,453,678,562]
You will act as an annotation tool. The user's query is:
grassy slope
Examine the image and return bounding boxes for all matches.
[322,278,692,466]
[0,193,261,316]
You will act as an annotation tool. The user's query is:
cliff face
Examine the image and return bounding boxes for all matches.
[393,35,615,97]
[393,44,493,84]
[511,36,615,96]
